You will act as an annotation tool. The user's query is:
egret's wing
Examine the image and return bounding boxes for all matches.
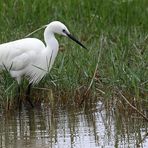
[0,47,31,71]
[0,38,45,71]
[10,52,31,71]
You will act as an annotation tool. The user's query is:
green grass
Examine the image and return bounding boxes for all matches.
[0,0,147,108]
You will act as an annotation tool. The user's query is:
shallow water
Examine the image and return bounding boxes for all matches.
[0,100,148,148]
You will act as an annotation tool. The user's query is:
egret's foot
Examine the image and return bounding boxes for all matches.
[15,85,22,110]
[25,83,34,108]
[15,95,22,110]
[25,95,34,108]
[18,99,22,110]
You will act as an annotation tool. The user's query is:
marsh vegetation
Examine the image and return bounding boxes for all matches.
[0,0,147,111]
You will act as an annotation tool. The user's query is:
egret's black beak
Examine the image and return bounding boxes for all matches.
[64,30,87,49]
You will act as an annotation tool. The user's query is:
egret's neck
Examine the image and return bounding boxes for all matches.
[44,26,58,49]
[43,26,59,71]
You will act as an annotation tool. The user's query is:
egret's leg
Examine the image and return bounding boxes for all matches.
[16,77,22,109]
[26,83,34,108]
[17,85,22,109]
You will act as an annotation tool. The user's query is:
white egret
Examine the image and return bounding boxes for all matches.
[0,21,87,107]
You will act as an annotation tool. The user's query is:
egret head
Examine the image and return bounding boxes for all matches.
[48,21,87,49]
[48,21,70,36]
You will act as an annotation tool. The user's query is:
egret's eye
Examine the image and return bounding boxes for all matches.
[62,29,66,33]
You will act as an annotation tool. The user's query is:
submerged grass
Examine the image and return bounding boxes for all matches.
[0,0,147,109]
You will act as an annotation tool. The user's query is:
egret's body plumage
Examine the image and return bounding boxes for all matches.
[0,21,86,107]
[0,38,45,84]
[0,22,61,84]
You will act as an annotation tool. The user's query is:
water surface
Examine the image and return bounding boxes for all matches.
[0,100,148,148]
